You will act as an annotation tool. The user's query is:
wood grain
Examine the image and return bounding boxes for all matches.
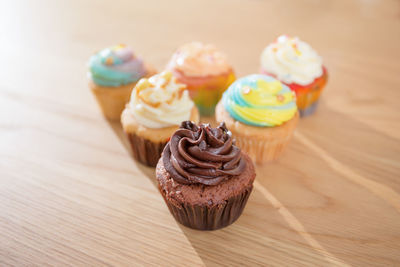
[1,0,400,266]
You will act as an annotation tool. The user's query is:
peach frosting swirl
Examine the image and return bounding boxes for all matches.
[167,42,232,77]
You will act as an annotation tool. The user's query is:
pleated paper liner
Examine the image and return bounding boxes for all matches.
[89,64,157,120]
[234,119,298,164]
[235,113,298,164]
[172,69,236,116]
[296,85,323,117]
[159,184,252,230]
[126,132,167,167]
[216,102,299,164]
[90,81,135,120]
[292,67,327,117]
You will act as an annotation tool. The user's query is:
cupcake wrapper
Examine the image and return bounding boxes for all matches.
[296,86,323,117]
[233,114,299,164]
[90,65,157,120]
[174,70,235,116]
[299,101,319,117]
[91,84,133,120]
[126,132,167,167]
[160,186,253,230]
[189,74,234,116]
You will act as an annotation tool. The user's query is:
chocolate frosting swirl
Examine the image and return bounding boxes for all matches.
[162,121,246,185]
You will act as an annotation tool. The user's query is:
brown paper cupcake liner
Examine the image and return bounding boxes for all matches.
[233,114,299,164]
[126,132,167,167]
[159,186,253,230]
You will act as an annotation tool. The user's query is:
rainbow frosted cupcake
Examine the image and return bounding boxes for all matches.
[260,35,328,116]
[167,42,235,116]
[88,44,156,120]
[216,74,299,164]
[121,71,199,167]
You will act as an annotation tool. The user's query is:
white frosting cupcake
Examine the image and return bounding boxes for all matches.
[261,35,323,86]
[125,71,194,128]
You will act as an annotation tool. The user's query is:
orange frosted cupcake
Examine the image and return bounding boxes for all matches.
[121,71,199,167]
[216,74,299,164]
[260,35,328,116]
[88,44,156,120]
[167,42,235,116]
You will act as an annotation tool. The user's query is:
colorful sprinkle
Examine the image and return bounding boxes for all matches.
[292,43,302,56]
[277,94,285,102]
[242,86,252,95]
[113,44,126,50]
[105,57,114,65]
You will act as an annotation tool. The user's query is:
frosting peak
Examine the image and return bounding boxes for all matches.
[88,45,146,87]
[126,71,194,128]
[167,42,231,77]
[222,74,297,127]
[163,121,246,185]
[261,35,323,86]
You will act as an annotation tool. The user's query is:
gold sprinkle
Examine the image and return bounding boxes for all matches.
[292,43,302,56]
[160,71,173,81]
[105,57,114,65]
[135,78,151,91]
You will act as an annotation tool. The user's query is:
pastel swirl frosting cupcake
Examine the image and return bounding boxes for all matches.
[260,35,328,116]
[157,121,255,230]
[167,42,231,77]
[121,71,199,167]
[222,74,297,127]
[88,44,156,120]
[89,44,146,87]
[216,74,299,164]
[167,42,235,116]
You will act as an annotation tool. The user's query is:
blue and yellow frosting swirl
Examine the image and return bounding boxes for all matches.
[222,74,297,127]
[88,44,146,87]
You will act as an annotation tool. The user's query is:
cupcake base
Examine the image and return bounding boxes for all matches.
[121,106,200,167]
[126,132,167,167]
[216,101,299,164]
[156,154,255,230]
[171,69,235,116]
[295,81,324,117]
[90,81,136,120]
[90,64,157,120]
[299,101,319,117]
[161,185,252,230]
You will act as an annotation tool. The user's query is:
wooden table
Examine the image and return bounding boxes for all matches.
[1,0,400,266]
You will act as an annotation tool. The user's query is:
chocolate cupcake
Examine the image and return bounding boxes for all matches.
[156,121,256,230]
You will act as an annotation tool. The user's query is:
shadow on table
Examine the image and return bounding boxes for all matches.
[106,119,158,187]
[105,104,400,266]
[176,107,398,266]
